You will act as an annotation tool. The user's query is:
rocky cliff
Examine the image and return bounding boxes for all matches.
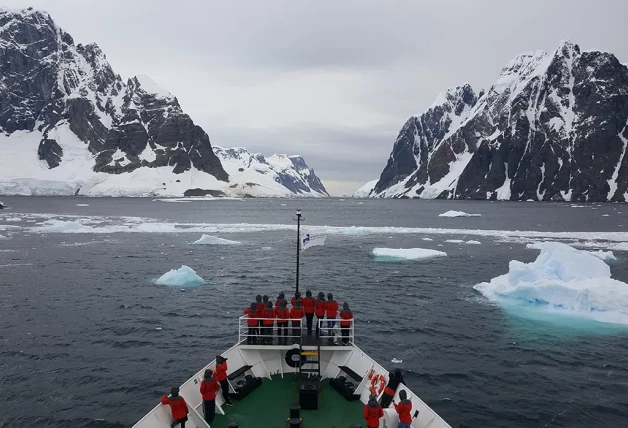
[0,8,327,197]
[367,41,628,202]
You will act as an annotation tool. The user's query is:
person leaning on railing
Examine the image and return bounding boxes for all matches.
[276,299,290,344]
[303,290,317,334]
[243,303,259,344]
[289,299,305,344]
[315,292,326,336]
[262,301,276,344]
[339,302,353,345]
[325,293,338,332]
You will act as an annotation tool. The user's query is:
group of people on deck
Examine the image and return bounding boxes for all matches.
[161,355,232,427]
[243,290,354,345]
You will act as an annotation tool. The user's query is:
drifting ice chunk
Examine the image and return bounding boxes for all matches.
[445,239,464,244]
[156,265,205,287]
[474,242,628,324]
[372,248,447,260]
[192,234,240,245]
[526,243,616,260]
[76,204,90,207]
[439,210,481,218]
[466,240,482,245]
[4,217,21,222]
[0,234,7,240]
[422,238,433,241]
[391,358,403,364]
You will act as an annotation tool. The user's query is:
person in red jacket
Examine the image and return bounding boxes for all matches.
[275,292,285,308]
[200,369,219,425]
[363,395,384,428]
[325,293,338,333]
[254,294,264,336]
[302,290,316,334]
[161,386,189,428]
[215,355,233,406]
[393,390,413,428]
[315,292,326,336]
[243,303,259,344]
[276,299,290,344]
[289,299,305,344]
[291,291,301,307]
[262,301,276,344]
[339,302,353,345]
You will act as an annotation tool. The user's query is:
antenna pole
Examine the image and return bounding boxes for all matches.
[295,210,301,298]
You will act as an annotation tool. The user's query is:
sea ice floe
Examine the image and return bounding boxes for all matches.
[475,242,628,324]
[446,239,481,245]
[526,243,617,260]
[391,358,403,364]
[191,234,240,245]
[76,204,90,207]
[438,210,481,218]
[422,238,433,241]
[0,234,7,240]
[155,265,205,287]
[4,217,22,222]
[372,248,447,260]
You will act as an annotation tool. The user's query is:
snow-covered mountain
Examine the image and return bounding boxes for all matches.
[0,8,328,197]
[212,147,328,197]
[364,41,628,202]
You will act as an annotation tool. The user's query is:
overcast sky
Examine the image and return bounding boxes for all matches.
[5,0,628,194]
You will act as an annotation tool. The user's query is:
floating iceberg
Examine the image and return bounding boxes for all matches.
[438,210,481,218]
[445,239,464,244]
[391,358,403,364]
[422,238,433,241]
[475,243,628,324]
[526,243,616,261]
[191,234,240,245]
[155,265,205,287]
[466,240,482,245]
[0,234,7,240]
[372,248,447,261]
[76,203,90,207]
[4,217,21,222]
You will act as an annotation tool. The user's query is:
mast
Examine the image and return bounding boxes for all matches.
[295,209,302,297]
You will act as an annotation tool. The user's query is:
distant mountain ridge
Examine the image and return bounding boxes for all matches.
[362,41,628,202]
[0,7,328,197]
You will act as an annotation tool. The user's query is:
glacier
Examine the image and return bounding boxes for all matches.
[155,265,205,287]
[474,243,628,325]
[372,248,447,261]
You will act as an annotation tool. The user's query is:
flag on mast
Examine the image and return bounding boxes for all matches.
[300,233,325,252]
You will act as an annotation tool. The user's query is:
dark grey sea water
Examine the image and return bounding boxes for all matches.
[1,197,628,428]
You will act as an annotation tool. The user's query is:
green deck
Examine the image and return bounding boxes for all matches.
[212,375,364,428]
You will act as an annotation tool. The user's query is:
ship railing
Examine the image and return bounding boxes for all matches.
[238,316,354,345]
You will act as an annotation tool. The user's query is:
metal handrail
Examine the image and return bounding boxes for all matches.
[237,315,355,344]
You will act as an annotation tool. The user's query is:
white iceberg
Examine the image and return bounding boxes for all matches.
[422,238,433,241]
[76,203,90,207]
[439,210,481,218]
[4,217,21,222]
[466,240,482,245]
[372,248,447,261]
[445,239,464,244]
[155,265,205,287]
[475,242,628,324]
[0,234,7,240]
[526,243,616,261]
[191,234,240,245]
[391,358,403,364]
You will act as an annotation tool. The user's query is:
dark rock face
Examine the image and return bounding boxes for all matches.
[37,138,63,168]
[0,8,227,181]
[371,42,628,202]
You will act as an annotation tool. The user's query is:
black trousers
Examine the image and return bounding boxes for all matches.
[247,326,258,343]
[277,322,288,338]
[170,416,187,428]
[305,313,314,333]
[292,320,301,342]
[219,379,231,404]
[341,325,350,343]
[203,399,215,424]
[315,315,324,335]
